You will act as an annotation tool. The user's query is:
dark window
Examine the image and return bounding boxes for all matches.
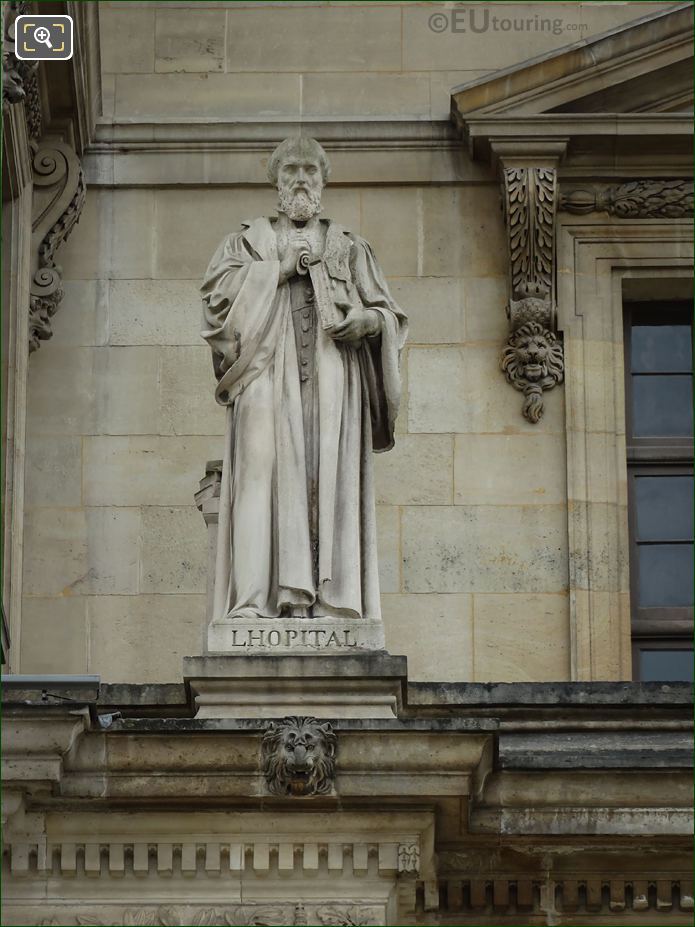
[633,640,694,683]
[624,302,693,680]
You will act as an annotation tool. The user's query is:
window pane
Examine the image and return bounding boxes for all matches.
[639,649,694,681]
[632,375,693,437]
[634,475,694,541]
[632,324,692,373]
[638,544,694,607]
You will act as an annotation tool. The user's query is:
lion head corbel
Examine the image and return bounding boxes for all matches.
[261,716,337,797]
[501,322,564,424]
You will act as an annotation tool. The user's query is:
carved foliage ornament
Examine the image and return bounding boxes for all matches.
[41,904,380,927]
[2,0,41,138]
[29,142,86,352]
[261,716,337,797]
[500,167,563,422]
[561,180,694,219]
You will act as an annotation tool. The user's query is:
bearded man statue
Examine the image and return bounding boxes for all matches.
[201,137,407,650]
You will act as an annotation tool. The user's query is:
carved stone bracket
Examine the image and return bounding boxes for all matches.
[2,0,42,138]
[499,164,564,423]
[29,141,86,353]
[261,716,337,797]
[561,179,694,218]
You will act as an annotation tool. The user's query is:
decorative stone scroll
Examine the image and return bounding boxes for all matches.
[261,716,337,797]
[2,0,41,138]
[500,166,563,423]
[29,142,86,352]
[561,180,694,219]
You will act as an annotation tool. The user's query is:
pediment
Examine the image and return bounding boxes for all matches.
[452,3,693,120]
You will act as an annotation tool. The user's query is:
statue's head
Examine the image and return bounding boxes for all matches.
[267,136,330,222]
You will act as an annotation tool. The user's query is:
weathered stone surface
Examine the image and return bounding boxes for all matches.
[83,436,224,506]
[499,731,694,769]
[401,3,668,72]
[100,6,155,73]
[407,346,467,434]
[422,187,466,277]
[463,276,509,341]
[454,433,566,505]
[22,507,140,596]
[303,73,430,118]
[89,595,204,682]
[140,506,207,594]
[224,6,401,72]
[387,277,464,345]
[360,189,419,277]
[155,10,225,73]
[459,186,509,278]
[113,73,302,119]
[159,346,225,436]
[97,347,161,435]
[402,505,568,594]
[472,593,570,682]
[108,279,200,346]
[52,280,109,347]
[26,346,96,435]
[20,598,88,674]
[406,680,694,708]
[382,594,473,682]
[376,505,400,595]
[24,435,82,507]
[375,434,453,505]
[111,190,156,279]
[58,190,107,280]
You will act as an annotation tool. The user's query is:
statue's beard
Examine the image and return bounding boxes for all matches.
[277,185,322,222]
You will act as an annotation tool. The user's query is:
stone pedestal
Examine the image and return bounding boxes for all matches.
[207,614,386,654]
[183,653,407,720]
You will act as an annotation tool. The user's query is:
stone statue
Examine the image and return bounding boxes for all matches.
[201,137,407,650]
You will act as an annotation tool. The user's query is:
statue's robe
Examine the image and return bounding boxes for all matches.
[201,217,407,622]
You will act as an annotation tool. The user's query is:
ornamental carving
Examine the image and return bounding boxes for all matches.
[397,843,420,874]
[500,166,563,422]
[501,322,564,424]
[2,0,42,138]
[261,716,337,797]
[560,180,694,219]
[29,142,86,352]
[41,904,381,927]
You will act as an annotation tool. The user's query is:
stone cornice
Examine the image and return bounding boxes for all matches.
[458,113,693,164]
[451,3,693,117]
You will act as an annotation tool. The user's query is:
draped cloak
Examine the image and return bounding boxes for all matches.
[201,217,407,623]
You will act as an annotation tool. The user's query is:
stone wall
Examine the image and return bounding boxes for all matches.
[18,1,665,683]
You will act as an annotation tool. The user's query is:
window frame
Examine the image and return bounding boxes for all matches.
[631,637,694,681]
[623,301,694,665]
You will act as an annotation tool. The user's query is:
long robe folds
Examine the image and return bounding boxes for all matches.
[201,217,407,624]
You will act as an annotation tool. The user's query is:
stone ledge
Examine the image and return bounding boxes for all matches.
[184,653,410,720]
[408,681,694,707]
[184,652,408,679]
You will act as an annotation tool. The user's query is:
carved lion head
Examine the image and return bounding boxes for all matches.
[261,716,337,797]
[501,322,564,423]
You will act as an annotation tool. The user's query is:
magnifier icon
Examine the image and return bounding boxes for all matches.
[33,25,53,49]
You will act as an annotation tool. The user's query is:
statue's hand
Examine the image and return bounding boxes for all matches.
[328,306,381,343]
[278,240,308,284]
